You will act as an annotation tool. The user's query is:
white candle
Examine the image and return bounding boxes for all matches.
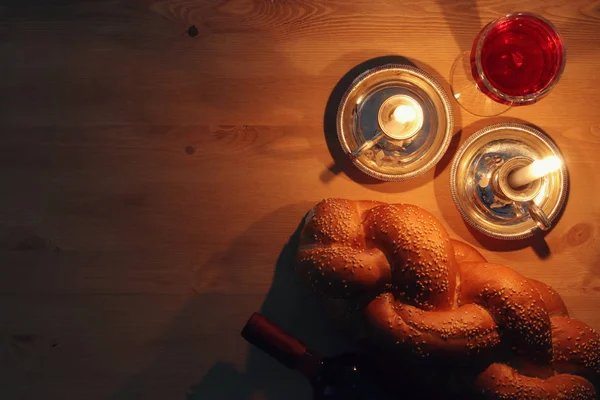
[507,156,562,188]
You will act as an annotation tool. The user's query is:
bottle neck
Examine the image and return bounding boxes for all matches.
[241,313,323,380]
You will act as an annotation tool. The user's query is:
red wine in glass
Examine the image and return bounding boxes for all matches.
[470,13,565,105]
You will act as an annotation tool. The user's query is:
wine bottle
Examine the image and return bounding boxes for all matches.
[241,312,398,400]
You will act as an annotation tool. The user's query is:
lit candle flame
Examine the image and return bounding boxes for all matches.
[378,95,423,140]
[508,156,562,188]
[393,105,418,124]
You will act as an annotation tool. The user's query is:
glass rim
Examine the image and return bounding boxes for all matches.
[473,12,567,104]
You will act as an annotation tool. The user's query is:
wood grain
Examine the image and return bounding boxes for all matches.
[1,0,600,399]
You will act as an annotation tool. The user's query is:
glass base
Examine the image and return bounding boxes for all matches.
[450,52,511,117]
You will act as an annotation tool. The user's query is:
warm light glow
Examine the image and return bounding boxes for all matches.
[393,105,418,124]
[530,156,562,176]
[378,95,424,140]
[508,156,562,188]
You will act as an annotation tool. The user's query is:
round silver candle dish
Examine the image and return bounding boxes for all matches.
[450,123,568,240]
[337,64,454,181]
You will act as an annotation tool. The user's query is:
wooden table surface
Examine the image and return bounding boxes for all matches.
[2,0,600,399]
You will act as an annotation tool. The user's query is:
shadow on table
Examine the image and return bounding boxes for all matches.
[112,203,353,400]
[434,0,482,53]
[187,203,353,400]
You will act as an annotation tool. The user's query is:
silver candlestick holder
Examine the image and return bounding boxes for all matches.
[337,64,454,181]
[450,123,568,240]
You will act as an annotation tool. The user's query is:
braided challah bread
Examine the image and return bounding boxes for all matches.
[296,198,600,399]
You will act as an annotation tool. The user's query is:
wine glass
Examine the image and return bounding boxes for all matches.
[450,12,566,117]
